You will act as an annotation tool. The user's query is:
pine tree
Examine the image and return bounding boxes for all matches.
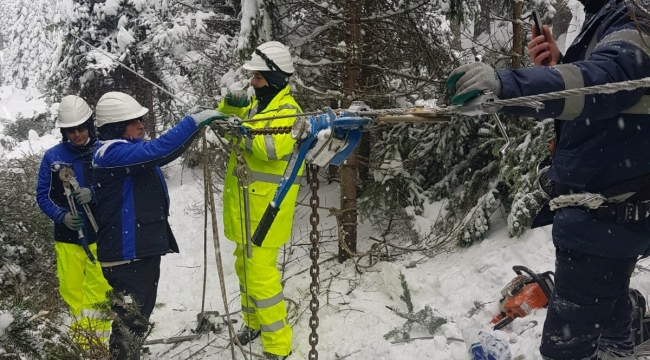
[46,0,236,136]
[0,0,61,89]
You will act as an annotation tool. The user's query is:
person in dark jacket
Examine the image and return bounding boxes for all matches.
[446,0,650,358]
[92,91,225,360]
[36,95,112,345]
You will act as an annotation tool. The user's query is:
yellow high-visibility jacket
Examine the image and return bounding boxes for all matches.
[218,85,304,247]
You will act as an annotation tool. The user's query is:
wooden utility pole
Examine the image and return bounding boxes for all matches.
[339,0,362,262]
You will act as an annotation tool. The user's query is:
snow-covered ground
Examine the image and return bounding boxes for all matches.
[145,164,650,360]
[0,86,49,122]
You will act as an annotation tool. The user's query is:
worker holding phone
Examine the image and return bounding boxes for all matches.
[527,11,561,66]
[446,0,650,359]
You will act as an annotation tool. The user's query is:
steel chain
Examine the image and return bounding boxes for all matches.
[308,164,321,360]
[246,126,293,135]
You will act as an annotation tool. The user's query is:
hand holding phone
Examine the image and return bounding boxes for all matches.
[528,11,560,66]
[532,11,549,65]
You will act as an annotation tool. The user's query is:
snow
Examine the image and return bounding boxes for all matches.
[239,0,260,50]
[94,139,128,160]
[117,27,136,52]
[104,0,121,17]
[0,86,48,122]
[0,312,14,339]
[137,165,650,360]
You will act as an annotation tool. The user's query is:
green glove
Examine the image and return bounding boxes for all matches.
[73,187,93,205]
[225,90,250,108]
[446,62,502,105]
[190,109,228,127]
[62,212,84,231]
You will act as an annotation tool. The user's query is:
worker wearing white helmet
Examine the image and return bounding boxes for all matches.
[92,91,225,360]
[36,95,112,346]
[218,41,302,360]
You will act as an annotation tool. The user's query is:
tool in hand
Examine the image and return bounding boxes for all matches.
[59,167,97,263]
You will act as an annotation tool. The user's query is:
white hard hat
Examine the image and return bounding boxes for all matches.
[95,92,149,128]
[56,95,92,128]
[242,41,294,74]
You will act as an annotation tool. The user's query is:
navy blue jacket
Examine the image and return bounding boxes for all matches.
[37,139,97,245]
[497,0,650,257]
[92,116,200,262]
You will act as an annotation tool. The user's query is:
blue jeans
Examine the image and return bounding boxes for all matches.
[540,247,637,359]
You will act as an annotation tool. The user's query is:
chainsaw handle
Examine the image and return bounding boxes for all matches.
[513,265,554,300]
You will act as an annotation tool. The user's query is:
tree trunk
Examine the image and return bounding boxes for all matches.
[356,0,377,188]
[339,0,361,263]
[512,1,523,70]
[450,19,462,52]
[474,0,491,37]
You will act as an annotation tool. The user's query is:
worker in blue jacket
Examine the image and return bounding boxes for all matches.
[36,95,112,346]
[92,91,225,360]
[446,0,650,358]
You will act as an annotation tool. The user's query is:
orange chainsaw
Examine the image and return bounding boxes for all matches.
[490,265,555,330]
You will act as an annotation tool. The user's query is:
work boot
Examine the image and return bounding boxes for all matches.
[236,326,261,345]
[264,352,290,360]
[109,333,142,360]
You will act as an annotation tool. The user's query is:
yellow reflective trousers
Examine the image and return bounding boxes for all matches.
[234,244,291,356]
[55,242,112,345]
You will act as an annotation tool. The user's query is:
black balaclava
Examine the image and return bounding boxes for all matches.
[255,71,291,113]
[578,0,608,13]
[97,120,131,141]
[261,70,291,90]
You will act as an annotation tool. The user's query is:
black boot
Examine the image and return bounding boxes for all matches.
[236,326,261,345]
[109,334,141,360]
[263,351,290,359]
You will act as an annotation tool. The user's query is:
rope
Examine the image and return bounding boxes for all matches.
[202,131,248,360]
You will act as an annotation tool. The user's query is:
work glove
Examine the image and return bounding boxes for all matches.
[446,62,502,105]
[225,90,250,108]
[73,187,93,205]
[62,212,84,231]
[189,109,228,127]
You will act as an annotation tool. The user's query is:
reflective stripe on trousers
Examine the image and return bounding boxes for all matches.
[55,241,112,345]
[234,244,292,356]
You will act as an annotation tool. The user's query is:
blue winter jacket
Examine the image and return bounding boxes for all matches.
[497,0,650,257]
[37,138,97,245]
[92,116,200,262]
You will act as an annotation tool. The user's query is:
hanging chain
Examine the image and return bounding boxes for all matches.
[308,164,321,360]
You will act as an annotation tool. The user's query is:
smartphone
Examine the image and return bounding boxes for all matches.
[532,10,545,41]
[532,10,549,65]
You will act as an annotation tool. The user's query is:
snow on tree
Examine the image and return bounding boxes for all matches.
[46,0,239,137]
[0,0,62,89]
